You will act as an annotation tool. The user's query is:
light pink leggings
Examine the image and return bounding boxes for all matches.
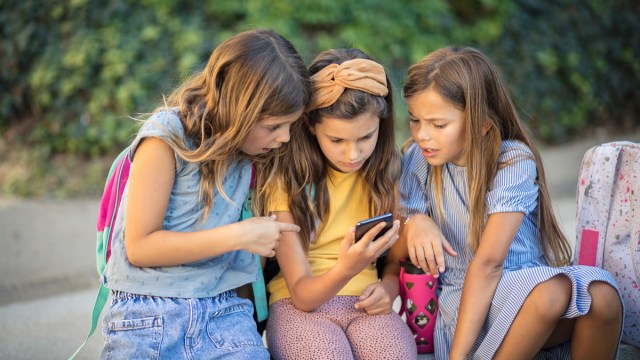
[266,296,417,360]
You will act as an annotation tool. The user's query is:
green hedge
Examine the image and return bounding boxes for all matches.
[491,0,640,142]
[1,0,638,157]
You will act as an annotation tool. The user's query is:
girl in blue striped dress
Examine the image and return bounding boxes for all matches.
[396,46,623,359]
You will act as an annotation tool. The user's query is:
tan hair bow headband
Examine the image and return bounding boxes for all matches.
[309,59,389,110]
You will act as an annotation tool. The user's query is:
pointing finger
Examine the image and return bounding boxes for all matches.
[277,222,300,233]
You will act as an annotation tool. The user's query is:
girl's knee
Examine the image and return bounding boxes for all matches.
[526,276,572,320]
[587,281,622,323]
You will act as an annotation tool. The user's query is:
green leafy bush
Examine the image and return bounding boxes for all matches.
[489,0,639,142]
[0,0,637,156]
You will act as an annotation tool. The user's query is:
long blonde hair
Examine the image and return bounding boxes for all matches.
[157,29,310,219]
[403,46,571,266]
[274,48,400,250]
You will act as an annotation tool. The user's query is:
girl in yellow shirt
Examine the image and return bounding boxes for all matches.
[260,48,417,359]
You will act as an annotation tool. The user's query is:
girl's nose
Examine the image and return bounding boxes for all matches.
[417,124,431,142]
[347,142,359,161]
[275,126,291,144]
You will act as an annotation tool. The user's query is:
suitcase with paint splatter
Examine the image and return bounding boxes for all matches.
[575,141,640,347]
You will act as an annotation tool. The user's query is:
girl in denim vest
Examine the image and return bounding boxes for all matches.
[100,29,310,359]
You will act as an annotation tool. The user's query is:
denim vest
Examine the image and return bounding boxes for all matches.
[103,109,256,298]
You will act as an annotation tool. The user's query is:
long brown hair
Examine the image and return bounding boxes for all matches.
[275,48,400,250]
[156,29,310,219]
[403,46,571,266]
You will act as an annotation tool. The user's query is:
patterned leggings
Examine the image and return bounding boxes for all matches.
[266,296,417,360]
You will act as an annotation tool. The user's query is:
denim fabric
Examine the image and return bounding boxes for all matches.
[101,290,269,360]
[103,108,257,298]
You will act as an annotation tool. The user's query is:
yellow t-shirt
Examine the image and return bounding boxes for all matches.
[267,167,378,304]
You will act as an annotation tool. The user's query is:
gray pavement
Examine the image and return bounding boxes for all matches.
[1,134,639,359]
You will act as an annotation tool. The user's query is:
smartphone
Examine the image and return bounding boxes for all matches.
[355,213,394,242]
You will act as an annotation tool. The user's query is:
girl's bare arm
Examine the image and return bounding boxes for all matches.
[449,212,524,359]
[125,137,297,267]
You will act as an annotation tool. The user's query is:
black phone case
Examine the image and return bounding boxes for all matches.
[355,213,393,242]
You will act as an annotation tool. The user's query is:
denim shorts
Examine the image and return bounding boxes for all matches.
[100,290,269,360]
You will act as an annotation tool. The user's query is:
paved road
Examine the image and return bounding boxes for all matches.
[1,135,638,359]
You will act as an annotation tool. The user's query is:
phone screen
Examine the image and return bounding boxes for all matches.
[355,213,393,242]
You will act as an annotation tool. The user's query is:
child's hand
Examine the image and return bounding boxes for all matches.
[336,220,400,277]
[405,214,457,277]
[238,215,300,257]
[354,281,395,315]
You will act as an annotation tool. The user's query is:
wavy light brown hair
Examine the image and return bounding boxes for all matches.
[403,46,571,266]
[273,48,400,250]
[156,29,310,219]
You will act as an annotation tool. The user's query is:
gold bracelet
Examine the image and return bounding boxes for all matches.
[403,214,413,225]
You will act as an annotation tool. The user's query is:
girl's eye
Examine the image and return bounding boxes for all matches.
[434,124,446,129]
[330,138,342,144]
[268,125,282,132]
[409,118,420,124]
[361,134,374,141]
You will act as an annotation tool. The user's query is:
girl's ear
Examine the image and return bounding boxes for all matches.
[308,124,316,135]
[482,120,493,136]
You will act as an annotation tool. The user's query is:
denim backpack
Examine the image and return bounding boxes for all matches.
[574,141,640,347]
[70,148,268,358]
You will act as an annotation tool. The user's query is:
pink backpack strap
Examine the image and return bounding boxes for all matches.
[71,147,130,359]
[96,148,131,275]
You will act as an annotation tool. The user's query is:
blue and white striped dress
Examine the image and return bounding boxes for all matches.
[399,140,622,359]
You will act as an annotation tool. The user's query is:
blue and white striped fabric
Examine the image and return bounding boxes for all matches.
[399,140,622,359]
